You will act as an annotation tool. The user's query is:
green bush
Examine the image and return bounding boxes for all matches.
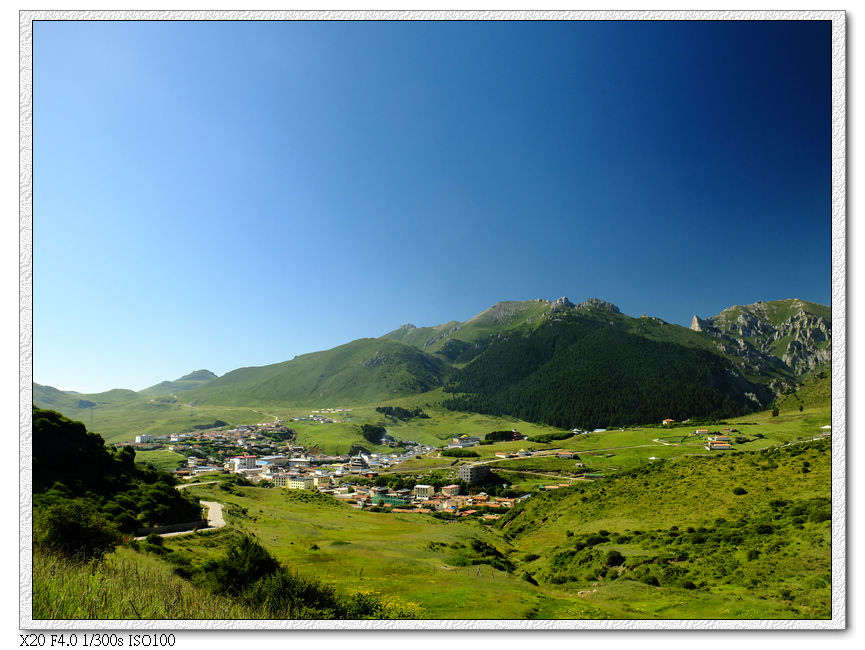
[605,550,625,567]
[521,571,539,586]
[34,499,120,561]
[145,533,164,546]
[202,536,280,596]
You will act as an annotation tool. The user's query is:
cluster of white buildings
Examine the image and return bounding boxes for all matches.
[208,441,436,488]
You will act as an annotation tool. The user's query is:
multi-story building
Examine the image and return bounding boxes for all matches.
[271,474,291,488]
[458,463,491,484]
[229,455,258,472]
[135,434,155,444]
[441,484,460,497]
[413,484,435,499]
[288,476,315,490]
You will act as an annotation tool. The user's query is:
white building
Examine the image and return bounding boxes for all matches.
[413,484,435,499]
[289,476,315,490]
[229,455,258,472]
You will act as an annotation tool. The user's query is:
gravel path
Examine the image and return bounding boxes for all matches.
[134,487,225,540]
[200,500,225,528]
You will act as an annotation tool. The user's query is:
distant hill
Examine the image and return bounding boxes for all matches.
[33,383,140,413]
[138,369,218,397]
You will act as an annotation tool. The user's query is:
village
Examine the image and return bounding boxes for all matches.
[117,416,792,522]
[118,420,553,519]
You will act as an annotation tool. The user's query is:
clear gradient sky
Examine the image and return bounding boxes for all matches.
[33,19,832,393]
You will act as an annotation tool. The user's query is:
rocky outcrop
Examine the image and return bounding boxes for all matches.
[690,315,713,333]
[691,299,831,377]
[575,298,621,314]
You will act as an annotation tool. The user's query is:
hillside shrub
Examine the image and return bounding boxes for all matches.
[34,499,120,561]
[605,550,625,567]
[191,534,421,619]
[202,536,280,596]
[527,431,575,444]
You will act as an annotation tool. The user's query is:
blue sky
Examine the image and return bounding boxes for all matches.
[33,19,832,392]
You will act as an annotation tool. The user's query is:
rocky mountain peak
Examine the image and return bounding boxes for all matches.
[690,315,712,332]
[576,298,621,314]
[691,299,830,377]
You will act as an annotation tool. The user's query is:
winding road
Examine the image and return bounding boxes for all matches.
[134,482,226,539]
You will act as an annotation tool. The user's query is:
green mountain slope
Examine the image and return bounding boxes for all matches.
[442,302,781,429]
[34,296,829,445]
[184,338,447,407]
[381,299,552,358]
[495,437,830,618]
[33,383,141,413]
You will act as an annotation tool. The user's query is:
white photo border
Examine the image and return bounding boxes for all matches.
[18,8,847,631]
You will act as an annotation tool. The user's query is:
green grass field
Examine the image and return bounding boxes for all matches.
[157,428,830,619]
[170,486,556,618]
[135,449,188,473]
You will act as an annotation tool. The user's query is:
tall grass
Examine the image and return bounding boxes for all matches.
[33,542,423,620]
[33,547,254,619]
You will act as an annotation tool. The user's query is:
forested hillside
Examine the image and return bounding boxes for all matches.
[443,311,774,429]
[32,407,202,551]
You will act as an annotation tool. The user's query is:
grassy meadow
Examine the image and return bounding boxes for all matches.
[170,486,553,618]
[33,371,833,621]
[135,449,188,473]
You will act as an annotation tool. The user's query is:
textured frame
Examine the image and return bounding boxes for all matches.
[19,9,847,631]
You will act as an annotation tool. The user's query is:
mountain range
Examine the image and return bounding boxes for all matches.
[34,297,831,437]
